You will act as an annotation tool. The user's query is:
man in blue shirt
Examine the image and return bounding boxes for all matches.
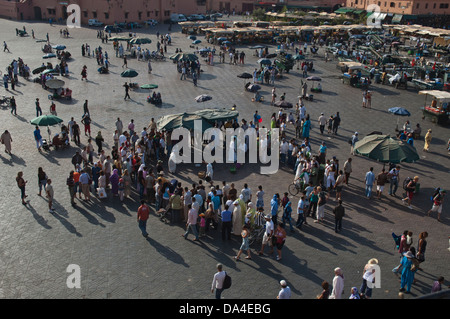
[220,205,233,241]
[34,126,43,151]
[271,194,279,225]
[365,167,375,199]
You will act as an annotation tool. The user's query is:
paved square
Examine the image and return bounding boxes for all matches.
[0,18,449,299]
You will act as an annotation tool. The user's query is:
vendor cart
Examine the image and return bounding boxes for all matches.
[418,90,450,125]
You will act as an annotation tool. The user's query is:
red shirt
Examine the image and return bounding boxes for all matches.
[138,205,150,221]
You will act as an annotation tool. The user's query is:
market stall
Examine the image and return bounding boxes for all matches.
[419,90,450,125]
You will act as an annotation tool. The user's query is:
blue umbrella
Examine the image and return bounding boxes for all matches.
[192,40,201,44]
[52,44,66,50]
[388,107,410,116]
[389,107,410,131]
[217,37,227,42]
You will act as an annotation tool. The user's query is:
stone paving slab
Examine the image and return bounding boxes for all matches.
[0,18,449,300]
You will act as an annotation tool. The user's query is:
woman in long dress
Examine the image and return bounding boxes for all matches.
[110,169,119,196]
[302,115,311,138]
[423,129,432,152]
[121,169,132,199]
[232,200,243,236]
[1,130,12,154]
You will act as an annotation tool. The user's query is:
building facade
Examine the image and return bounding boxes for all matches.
[0,0,347,23]
[346,0,449,15]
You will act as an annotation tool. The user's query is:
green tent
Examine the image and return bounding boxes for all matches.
[354,134,419,164]
[156,109,239,132]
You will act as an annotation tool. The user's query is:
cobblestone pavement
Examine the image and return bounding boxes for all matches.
[0,18,449,299]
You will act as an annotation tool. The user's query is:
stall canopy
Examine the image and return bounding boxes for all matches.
[392,14,403,23]
[157,109,239,132]
[419,90,450,100]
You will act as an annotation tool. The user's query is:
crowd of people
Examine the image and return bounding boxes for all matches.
[3,21,447,300]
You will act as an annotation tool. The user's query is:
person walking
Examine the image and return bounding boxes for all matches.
[1,130,13,155]
[211,263,226,299]
[137,200,150,238]
[318,113,326,135]
[45,179,55,213]
[399,251,415,293]
[37,167,47,196]
[427,189,445,222]
[351,132,358,155]
[234,225,252,261]
[35,98,42,117]
[416,231,428,266]
[79,170,91,201]
[34,126,43,151]
[123,82,130,100]
[122,55,128,68]
[258,214,274,256]
[81,113,91,137]
[3,41,10,52]
[375,168,388,199]
[329,267,344,299]
[277,280,291,299]
[360,258,378,299]
[402,176,419,209]
[16,171,28,205]
[388,165,400,196]
[365,167,376,199]
[183,203,199,241]
[180,65,186,80]
[332,200,345,233]
[332,112,341,135]
[274,222,287,261]
[10,96,16,115]
[423,129,432,152]
[220,204,233,241]
[66,171,76,207]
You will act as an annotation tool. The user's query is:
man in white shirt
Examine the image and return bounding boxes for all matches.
[277,280,291,299]
[318,113,327,135]
[280,139,289,164]
[240,184,252,203]
[211,263,226,299]
[258,215,274,256]
[115,117,123,134]
[296,195,306,229]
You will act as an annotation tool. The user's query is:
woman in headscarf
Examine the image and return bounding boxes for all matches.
[1,130,13,155]
[110,169,120,196]
[302,114,311,139]
[423,129,432,152]
[399,250,415,293]
[232,199,243,236]
[121,169,132,200]
[349,287,360,299]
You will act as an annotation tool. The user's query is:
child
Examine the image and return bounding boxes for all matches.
[199,213,206,237]
[118,178,125,202]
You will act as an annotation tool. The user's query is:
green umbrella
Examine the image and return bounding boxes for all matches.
[140,84,158,89]
[109,36,132,42]
[354,134,419,164]
[169,53,198,62]
[30,115,63,126]
[120,69,139,78]
[129,37,152,45]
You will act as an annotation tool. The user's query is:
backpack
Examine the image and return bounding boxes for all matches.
[222,272,232,290]
[402,177,412,191]
[431,188,440,201]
